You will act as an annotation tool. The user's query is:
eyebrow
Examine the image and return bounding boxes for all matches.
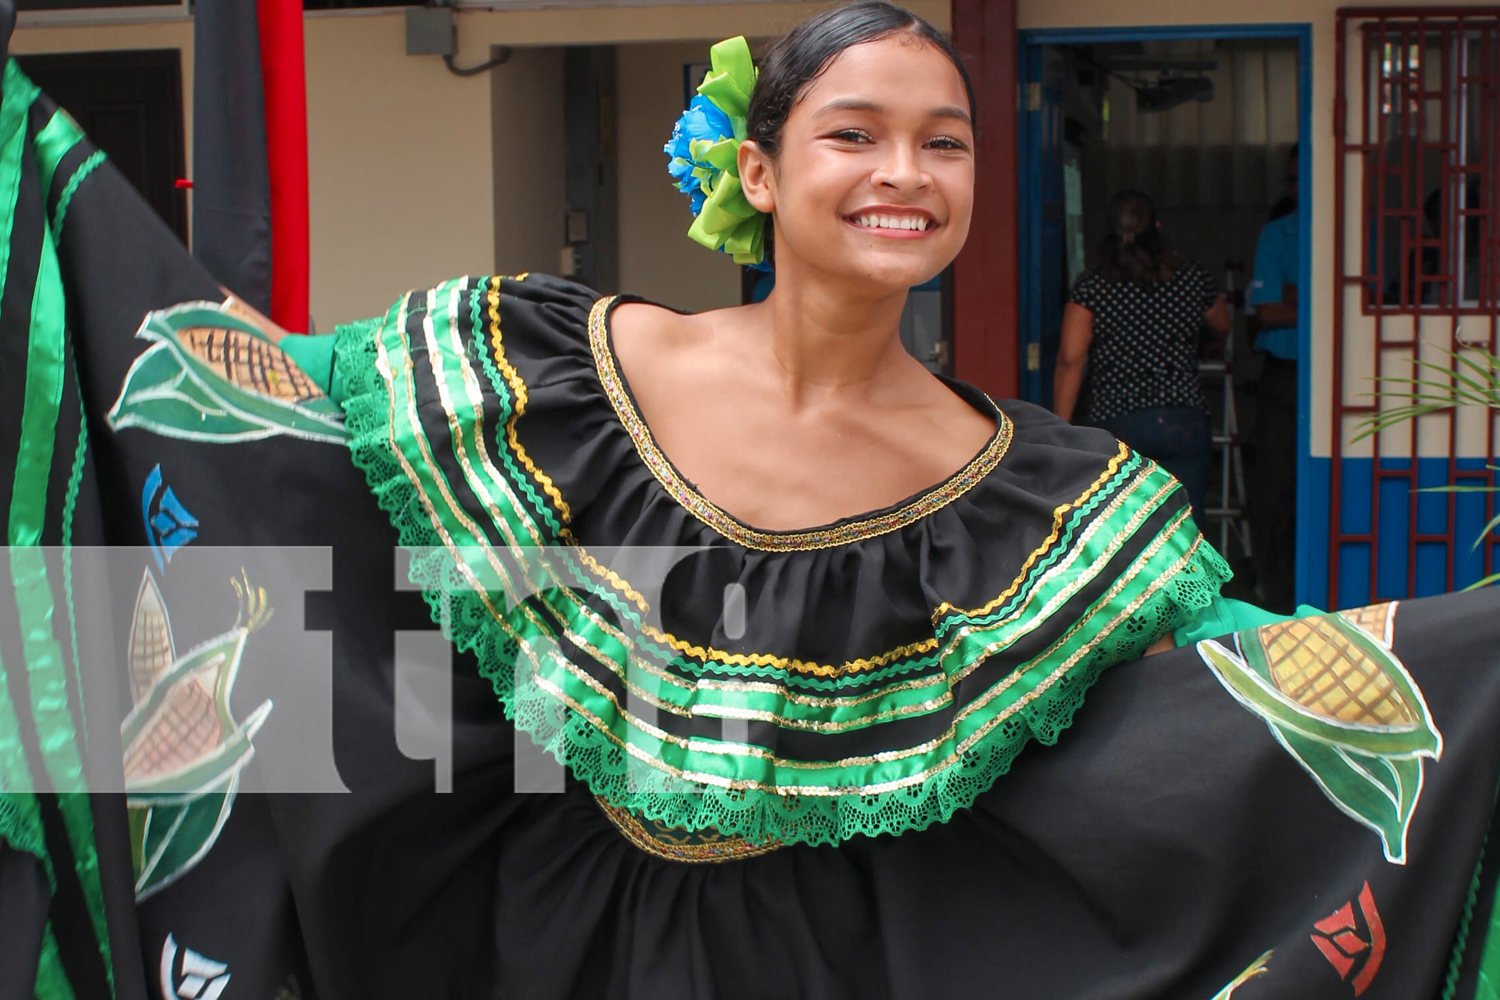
[811,97,973,127]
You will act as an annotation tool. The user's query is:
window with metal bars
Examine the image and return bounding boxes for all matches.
[1363,22,1499,313]
[1333,9,1500,608]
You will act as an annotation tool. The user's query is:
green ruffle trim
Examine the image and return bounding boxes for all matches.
[335,314,1232,847]
[0,792,46,864]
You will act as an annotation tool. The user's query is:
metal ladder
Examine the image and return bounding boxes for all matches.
[1200,259,1253,560]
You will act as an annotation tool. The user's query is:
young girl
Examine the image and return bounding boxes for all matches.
[4,4,1500,999]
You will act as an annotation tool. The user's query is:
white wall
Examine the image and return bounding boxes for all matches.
[13,3,946,328]
[616,40,744,313]
[302,13,497,325]
[490,47,567,281]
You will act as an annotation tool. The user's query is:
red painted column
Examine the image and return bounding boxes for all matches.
[257,0,310,333]
[950,0,1019,399]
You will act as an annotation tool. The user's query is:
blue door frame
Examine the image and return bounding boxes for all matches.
[1018,23,1320,607]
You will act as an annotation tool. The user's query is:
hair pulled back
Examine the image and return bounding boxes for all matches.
[1095,189,1179,289]
[746,2,975,160]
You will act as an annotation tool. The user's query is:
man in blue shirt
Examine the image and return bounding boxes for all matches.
[1247,144,1300,613]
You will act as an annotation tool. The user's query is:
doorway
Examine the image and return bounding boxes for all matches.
[18,49,187,242]
[1020,24,1314,607]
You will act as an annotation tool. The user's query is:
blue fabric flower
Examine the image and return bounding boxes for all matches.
[665,95,732,217]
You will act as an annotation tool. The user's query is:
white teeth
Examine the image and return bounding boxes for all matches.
[854,214,931,231]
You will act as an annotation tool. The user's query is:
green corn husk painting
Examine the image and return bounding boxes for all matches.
[107,300,348,445]
[123,569,273,901]
[1197,602,1442,865]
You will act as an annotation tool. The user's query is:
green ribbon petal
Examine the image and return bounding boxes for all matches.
[690,165,714,196]
[689,171,764,259]
[701,136,740,175]
[724,217,763,266]
[682,35,767,266]
[696,36,756,124]
[686,207,725,252]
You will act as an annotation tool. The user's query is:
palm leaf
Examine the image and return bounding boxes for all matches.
[1355,344,1500,584]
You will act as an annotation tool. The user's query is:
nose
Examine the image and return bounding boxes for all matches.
[870,139,930,193]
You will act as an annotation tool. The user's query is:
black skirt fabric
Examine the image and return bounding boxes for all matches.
[5,37,1500,1000]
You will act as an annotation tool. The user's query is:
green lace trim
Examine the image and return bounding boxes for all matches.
[335,294,1232,846]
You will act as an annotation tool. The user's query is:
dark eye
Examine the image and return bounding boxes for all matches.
[830,129,874,143]
[927,135,969,151]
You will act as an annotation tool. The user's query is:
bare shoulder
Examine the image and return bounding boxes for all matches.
[900,367,999,442]
[610,300,753,371]
[609,299,690,343]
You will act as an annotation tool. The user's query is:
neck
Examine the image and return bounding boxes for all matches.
[753,267,912,409]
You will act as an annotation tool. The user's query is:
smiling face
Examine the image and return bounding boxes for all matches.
[739,33,976,293]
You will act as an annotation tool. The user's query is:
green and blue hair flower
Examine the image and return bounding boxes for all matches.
[664,36,768,270]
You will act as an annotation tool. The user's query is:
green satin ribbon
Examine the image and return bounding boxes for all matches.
[2,58,113,993]
[684,36,766,267]
[34,926,77,1000]
[0,60,48,878]
[34,106,84,209]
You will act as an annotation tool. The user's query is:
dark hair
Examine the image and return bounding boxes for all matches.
[1095,189,1179,289]
[746,2,976,159]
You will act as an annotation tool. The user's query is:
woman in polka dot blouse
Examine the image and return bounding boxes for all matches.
[1052,189,1231,527]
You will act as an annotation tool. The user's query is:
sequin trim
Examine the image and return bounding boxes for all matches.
[596,796,783,862]
[588,295,1014,552]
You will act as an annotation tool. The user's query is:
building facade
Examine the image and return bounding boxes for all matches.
[15,0,1500,609]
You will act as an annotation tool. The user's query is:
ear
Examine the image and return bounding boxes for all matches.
[738,140,776,214]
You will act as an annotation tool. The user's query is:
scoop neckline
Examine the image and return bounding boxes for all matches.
[587,294,1014,553]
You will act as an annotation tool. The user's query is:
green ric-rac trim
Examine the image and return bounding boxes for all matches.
[335,281,1231,846]
[1444,829,1487,1000]
[49,150,102,244]
[61,381,88,749]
